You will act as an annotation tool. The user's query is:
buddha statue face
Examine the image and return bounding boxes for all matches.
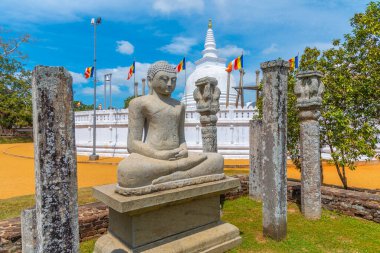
[151,70,177,96]
[147,61,177,96]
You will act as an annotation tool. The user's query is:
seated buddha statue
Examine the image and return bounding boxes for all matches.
[116,61,224,194]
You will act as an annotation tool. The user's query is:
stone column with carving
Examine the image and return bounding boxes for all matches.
[295,71,324,220]
[193,77,221,153]
[260,60,289,241]
[26,66,79,253]
[249,119,262,200]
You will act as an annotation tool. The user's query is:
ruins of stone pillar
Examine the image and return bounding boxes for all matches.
[193,77,221,153]
[260,60,289,241]
[249,119,262,200]
[21,208,36,253]
[142,78,146,96]
[295,71,325,220]
[134,82,138,98]
[29,66,79,252]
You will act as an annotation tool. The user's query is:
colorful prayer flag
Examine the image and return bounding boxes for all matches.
[84,66,94,79]
[127,61,135,80]
[225,55,244,72]
[176,57,186,73]
[288,55,299,71]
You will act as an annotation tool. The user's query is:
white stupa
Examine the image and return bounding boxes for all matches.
[182,19,238,108]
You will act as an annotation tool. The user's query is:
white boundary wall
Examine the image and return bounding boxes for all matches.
[75,107,255,159]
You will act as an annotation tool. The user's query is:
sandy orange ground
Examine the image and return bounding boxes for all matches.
[1,143,379,199]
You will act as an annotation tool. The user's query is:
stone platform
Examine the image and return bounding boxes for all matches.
[93,177,242,253]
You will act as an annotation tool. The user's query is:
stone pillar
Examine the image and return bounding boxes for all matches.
[249,119,262,200]
[134,82,138,98]
[31,66,79,252]
[21,208,36,253]
[142,78,146,96]
[295,71,324,220]
[260,60,289,241]
[193,77,221,153]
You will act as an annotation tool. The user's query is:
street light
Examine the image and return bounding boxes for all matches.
[89,17,101,161]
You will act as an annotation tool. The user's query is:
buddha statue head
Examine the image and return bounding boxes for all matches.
[147,61,177,96]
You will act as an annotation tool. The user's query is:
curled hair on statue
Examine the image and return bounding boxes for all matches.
[147,61,176,81]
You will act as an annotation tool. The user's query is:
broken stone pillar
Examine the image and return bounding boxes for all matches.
[260,60,289,241]
[21,208,36,253]
[193,77,221,153]
[29,66,79,252]
[295,71,324,220]
[134,82,138,97]
[249,119,262,200]
[142,78,146,95]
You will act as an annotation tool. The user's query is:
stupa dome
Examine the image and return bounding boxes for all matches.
[182,19,237,108]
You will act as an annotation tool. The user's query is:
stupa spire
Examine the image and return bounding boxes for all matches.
[202,19,218,58]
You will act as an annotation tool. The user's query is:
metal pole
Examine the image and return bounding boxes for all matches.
[240,68,245,108]
[90,20,99,160]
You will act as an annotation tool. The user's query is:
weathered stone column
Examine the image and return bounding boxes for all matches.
[21,208,36,252]
[134,82,138,97]
[295,71,324,220]
[31,66,79,252]
[142,78,146,96]
[193,77,221,153]
[260,60,289,241]
[249,119,262,200]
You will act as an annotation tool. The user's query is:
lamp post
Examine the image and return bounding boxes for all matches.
[89,17,101,161]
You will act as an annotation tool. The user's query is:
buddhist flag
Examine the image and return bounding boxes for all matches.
[84,66,94,79]
[176,57,186,73]
[225,55,244,72]
[127,61,135,80]
[288,55,299,71]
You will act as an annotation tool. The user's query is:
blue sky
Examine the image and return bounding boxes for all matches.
[0,0,372,108]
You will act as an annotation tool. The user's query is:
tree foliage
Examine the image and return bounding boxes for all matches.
[0,31,32,131]
[297,2,380,189]
[73,100,93,111]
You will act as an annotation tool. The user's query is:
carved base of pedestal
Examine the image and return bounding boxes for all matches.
[94,222,241,253]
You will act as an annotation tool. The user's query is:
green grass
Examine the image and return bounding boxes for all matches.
[0,187,96,220]
[2,190,379,253]
[223,197,380,253]
[78,197,380,253]
[0,136,33,144]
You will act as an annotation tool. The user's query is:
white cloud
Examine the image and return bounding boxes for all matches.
[69,71,88,84]
[218,45,249,58]
[153,0,204,14]
[116,40,134,55]
[160,37,197,55]
[262,43,279,55]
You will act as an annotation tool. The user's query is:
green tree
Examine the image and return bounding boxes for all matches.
[297,2,380,189]
[0,31,32,132]
[73,100,93,111]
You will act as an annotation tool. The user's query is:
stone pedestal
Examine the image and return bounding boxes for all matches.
[260,60,289,241]
[295,71,324,220]
[93,177,241,253]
